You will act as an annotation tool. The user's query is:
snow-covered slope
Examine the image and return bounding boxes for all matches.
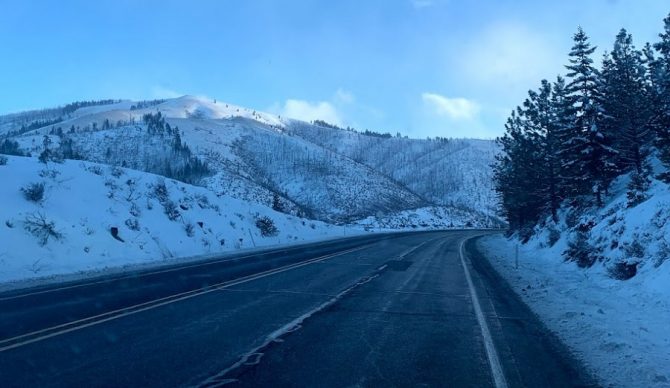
[153,95,284,127]
[287,121,499,216]
[355,206,504,230]
[477,169,670,387]
[0,95,497,223]
[0,155,357,284]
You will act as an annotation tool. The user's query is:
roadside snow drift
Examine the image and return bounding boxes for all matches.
[0,156,356,284]
[479,235,670,388]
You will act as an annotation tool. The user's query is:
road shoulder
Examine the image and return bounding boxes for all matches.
[465,235,599,387]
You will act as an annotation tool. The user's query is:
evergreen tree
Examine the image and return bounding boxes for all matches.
[38,135,52,165]
[564,27,617,205]
[551,75,575,197]
[652,14,670,181]
[0,139,23,156]
[600,29,653,175]
[173,127,183,152]
[522,80,564,222]
[494,13,670,235]
[494,109,545,237]
[272,192,284,212]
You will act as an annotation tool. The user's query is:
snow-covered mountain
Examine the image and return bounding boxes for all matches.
[0,95,502,283]
[0,95,500,224]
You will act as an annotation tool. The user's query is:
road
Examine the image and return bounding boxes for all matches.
[0,231,595,387]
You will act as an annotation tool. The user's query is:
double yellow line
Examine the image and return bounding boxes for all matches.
[0,244,369,353]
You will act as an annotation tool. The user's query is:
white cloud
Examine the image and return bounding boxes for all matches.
[151,86,183,99]
[271,89,361,126]
[280,99,343,126]
[460,22,562,90]
[334,88,355,104]
[412,93,501,139]
[422,93,480,120]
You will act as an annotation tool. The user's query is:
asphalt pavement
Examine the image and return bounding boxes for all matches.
[0,231,596,387]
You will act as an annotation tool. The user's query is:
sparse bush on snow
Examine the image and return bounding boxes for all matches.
[23,212,63,246]
[87,165,104,176]
[609,261,638,280]
[0,155,7,165]
[125,218,140,231]
[255,215,278,237]
[195,193,210,209]
[110,166,124,178]
[162,199,180,221]
[564,231,601,268]
[21,182,45,203]
[125,179,141,202]
[151,179,180,221]
[184,222,195,237]
[129,202,141,217]
[153,178,169,202]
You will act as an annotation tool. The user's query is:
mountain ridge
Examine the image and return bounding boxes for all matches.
[0,95,501,224]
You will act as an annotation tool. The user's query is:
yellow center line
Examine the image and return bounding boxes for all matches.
[0,244,372,353]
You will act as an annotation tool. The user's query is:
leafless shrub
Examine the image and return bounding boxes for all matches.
[129,202,141,217]
[87,165,104,175]
[125,218,140,231]
[24,212,63,246]
[110,166,124,178]
[21,182,45,202]
[184,222,195,237]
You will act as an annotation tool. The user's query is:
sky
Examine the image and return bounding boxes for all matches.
[0,0,668,139]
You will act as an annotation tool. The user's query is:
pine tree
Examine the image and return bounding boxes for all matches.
[551,75,574,194]
[494,109,545,237]
[600,29,653,175]
[653,14,670,181]
[523,80,564,222]
[173,128,183,152]
[38,135,52,165]
[272,192,284,212]
[564,27,617,206]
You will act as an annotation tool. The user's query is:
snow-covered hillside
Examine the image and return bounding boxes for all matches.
[0,156,355,284]
[478,170,670,387]
[289,122,499,216]
[505,169,670,280]
[0,95,498,224]
[355,206,504,230]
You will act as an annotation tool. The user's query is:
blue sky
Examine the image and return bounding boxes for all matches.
[0,0,668,138]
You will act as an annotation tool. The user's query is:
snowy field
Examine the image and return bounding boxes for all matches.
[478,234,670,387]
[0,155,369,287]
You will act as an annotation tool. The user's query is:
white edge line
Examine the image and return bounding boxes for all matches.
[459,237,508,388]
[0,245,370,353]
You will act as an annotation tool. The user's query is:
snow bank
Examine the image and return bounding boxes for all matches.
[0,156,365,285]
[477,234,670,387]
